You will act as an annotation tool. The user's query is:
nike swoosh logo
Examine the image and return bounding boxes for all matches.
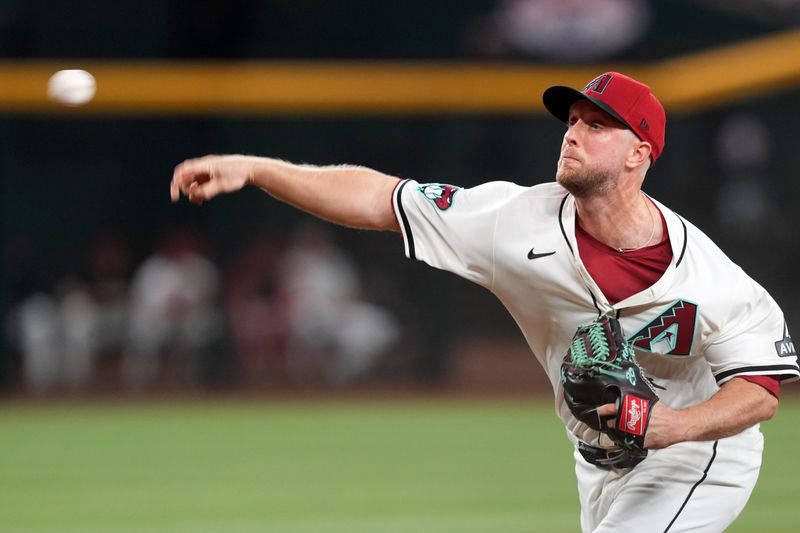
[528,249,556,260]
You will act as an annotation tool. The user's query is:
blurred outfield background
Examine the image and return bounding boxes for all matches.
[1,1,800,531]
[2,397,800,532]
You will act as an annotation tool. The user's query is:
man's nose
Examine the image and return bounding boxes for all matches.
[564,124,579,146]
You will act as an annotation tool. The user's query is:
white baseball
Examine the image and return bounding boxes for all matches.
[47,69,96,107]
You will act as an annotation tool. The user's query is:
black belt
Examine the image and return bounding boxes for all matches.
[577,441,648,470]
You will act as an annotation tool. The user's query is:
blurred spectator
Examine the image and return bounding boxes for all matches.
[15,291,61,394]
[4,241,52,391]
[464,0,649,61]
[123,227,224,389]
[224,232,291,387]
[281,223,400,386]
[57,278,98,391]
[12,278,99,394]
[85,230,133,367]
[8,230,133,394]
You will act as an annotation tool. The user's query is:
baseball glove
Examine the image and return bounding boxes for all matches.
[561,316,659,458]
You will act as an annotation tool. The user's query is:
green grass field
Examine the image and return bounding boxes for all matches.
[2,396,799,532]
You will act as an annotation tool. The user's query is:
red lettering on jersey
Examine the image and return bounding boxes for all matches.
[630,300,698,356]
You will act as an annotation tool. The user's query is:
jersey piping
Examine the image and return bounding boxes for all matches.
[675,215,688,267]
[663,441,718,532]
[559,194,602,314]
[394,180,416,259]
[558,194,574,255]
[715,364,800,384]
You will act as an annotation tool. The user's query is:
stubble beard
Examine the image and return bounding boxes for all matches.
[556,164,618,198]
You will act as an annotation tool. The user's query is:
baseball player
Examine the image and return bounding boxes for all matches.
[170,72,799,532]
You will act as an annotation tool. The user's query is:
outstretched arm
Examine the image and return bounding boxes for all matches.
[170,155,402,231]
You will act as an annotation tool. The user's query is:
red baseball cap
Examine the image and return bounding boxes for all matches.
[543,72,666,163]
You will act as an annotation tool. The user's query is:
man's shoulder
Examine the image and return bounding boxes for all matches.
[516,180,567,197]
[458,181,568,220]
[650,198,722,250]
[661,205,765,288]
[400,179,564,218]
[662,208,725,256]
[468,180,566,200]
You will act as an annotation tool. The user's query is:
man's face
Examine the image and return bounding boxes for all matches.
[555,99,637,198]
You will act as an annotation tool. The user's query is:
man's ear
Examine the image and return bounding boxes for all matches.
[626,141,652,170]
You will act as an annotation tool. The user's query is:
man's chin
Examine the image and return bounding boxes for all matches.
[556,171,586,197]
[556,169,615,198]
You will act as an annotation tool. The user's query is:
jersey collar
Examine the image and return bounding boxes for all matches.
[558,193,689,311]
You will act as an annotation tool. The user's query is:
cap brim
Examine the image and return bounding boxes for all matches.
[542,86,631,131]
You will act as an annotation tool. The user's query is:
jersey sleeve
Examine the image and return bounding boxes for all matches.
[704,281,799,386]
[392,179,522,289]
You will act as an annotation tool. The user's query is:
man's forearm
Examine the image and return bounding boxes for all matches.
[251,158,401,231]
[645,377,778,448]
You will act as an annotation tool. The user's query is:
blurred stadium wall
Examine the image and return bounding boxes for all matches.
[1,0,799,393]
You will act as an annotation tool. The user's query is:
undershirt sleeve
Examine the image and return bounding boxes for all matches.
[737,375,780,399]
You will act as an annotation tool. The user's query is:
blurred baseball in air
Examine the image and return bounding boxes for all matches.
[47,69,96,107]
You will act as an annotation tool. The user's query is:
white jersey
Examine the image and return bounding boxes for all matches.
[393,179,799,450]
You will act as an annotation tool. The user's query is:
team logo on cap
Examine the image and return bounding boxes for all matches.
[417,183,459,211]
[629,300,698,356]
[583,73,613,95]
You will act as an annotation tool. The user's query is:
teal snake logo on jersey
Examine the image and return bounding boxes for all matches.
[417,184,459,211]
[629,300,698,356]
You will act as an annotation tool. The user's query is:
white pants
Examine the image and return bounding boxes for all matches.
[575,425,763,533]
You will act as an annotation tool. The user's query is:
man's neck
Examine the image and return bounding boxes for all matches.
[574,187,662,252]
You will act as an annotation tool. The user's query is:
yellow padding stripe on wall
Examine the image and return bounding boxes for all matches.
[1,29,799,115]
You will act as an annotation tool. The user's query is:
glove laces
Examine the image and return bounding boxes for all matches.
[569,321,635,376]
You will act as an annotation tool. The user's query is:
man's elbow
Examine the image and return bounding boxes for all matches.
[759,394,779,421]
[732,377,780,422]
